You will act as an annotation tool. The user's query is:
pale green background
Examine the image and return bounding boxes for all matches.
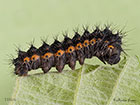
[0,0,140,105]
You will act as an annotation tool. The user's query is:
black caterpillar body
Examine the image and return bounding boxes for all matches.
[12,26,123,76]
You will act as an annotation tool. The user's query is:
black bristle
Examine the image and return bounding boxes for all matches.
[51,40,64,53]
[63,36,73,50]
[38,42,50,54]
[27,45,38,57]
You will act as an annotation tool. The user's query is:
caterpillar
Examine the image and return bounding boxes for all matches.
[12,26,124,76]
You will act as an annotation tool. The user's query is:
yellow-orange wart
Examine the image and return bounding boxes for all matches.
[55,50,65,56]
[66,46,75,53]
[23,57,30,62]
[108,45,114,49]
[83,40,89,47]
[42,52,53,59]
[105,40,109,43]
[90,39,96,45]
[31,54,40,61]
[98,38,101,41]
[75,43,83,50]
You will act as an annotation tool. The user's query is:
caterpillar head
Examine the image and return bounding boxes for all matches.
[105,44,122,65]
[12,50,30,76]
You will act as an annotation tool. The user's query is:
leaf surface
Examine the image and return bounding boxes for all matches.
[10,56,140,105]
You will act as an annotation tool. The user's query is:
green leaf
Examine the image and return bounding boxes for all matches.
[9,56,140,105]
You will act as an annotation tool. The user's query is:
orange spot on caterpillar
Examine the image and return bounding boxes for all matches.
[83,40,89,47]
[66,46,75,53]
[75,43,83,50]
[105,40,109,43]
[55,50,65,56]
[108,45,114,49]
[98,38,101,41]
[31,54,40,61]
[23,57,30,62]
[42,52,53,59]
[77,37,80,40]
[90,39,96,45]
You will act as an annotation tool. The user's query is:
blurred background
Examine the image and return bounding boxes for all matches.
[0,0,140,104]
